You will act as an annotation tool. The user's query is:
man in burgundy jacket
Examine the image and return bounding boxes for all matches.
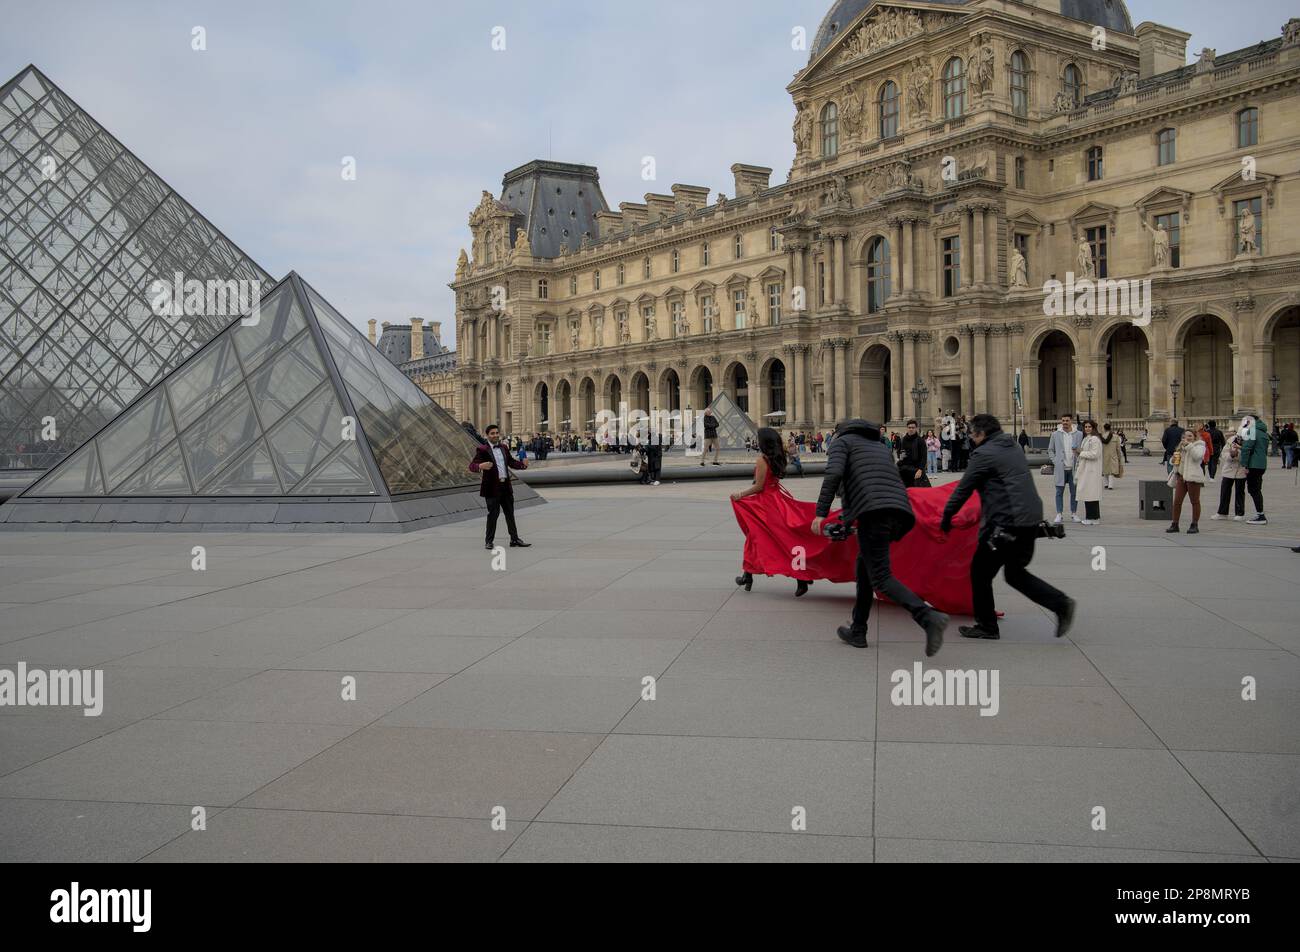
[470,423,531,550]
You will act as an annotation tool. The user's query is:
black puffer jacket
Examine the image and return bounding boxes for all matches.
[942,429,1043,538]
[816,419,914,537]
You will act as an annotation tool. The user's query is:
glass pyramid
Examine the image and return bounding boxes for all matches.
[705,390,758,451]
[0,65,272,471]
[20,273,481,506]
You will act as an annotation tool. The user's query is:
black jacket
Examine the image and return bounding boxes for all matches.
[1161,424,1185,460]
[816,419,914,537]
[1208,425,1225,455]
[942,430,1044,538]
[899,431,925,470]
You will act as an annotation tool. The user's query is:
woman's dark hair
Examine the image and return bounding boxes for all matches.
[756,427,787,479]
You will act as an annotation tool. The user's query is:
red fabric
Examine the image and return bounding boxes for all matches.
[731,478,982,615]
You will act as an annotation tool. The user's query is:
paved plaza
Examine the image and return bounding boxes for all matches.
[0,453,1297,863]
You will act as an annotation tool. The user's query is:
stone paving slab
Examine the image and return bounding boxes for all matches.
[0,454,1296,861]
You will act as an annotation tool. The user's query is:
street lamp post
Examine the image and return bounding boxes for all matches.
[1170,378,1181,420]
[1084,383,1095,421]
[909,377,930,424]
[1269,374,1280,455]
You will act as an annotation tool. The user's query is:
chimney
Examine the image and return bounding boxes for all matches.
[671,184,710,214]
[410,318,424,361]
[367,319,377,345]
[731,164,773,198]
[619,202,649,227]
[431,321,442,341]
[644,193,677,222]
[1135,22,1191,79]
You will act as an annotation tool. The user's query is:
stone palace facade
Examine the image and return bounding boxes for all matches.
[449,1,1300,436]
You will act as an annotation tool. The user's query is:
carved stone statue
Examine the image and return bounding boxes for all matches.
[1051,91,1074,114]
[646,314,658,339]
[1195,48,1216,74]
[907,58,932,120]
[1285,18,1300,47]
[1076,239,1096,279]
[829,175,851,205]
[513,229,532,257]
[1238,206,1258,255]
[749,298,763,328]
[1142,220,1171,268]
[837,7,929,64]
[618,313,631,344]
[793,105,813,155]
[840,83,866,140]
[569,322,580,350]
[1010,246,1029,288]
[1112,70,1138,95]
[593,314,605,344]
[455,249,469,280]
[970,36,995,95]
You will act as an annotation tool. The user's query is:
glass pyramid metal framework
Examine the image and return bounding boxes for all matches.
[2,273,533,531]
[704,390,758,451]
[0,65,275,471]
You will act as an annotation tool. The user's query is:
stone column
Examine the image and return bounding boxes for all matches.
[840,340,853,419]
[823,341,838,422]
[902,219,915,293]
[903,332,917,397]
[1148,307,1170,419]
[834,234,848,307]
[961,326,975,416]
[984,206,999,286]
[784,345,801,425]
[888,332,905,425]
[888,220,902,300]
[972,207,986,288]
[973,325,989,412]
[962,209,974,289]
[1021,359,1040,428]
[793,242,808,312]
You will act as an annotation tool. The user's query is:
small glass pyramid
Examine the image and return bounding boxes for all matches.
[705,390,758,450]
[21,273,480,504]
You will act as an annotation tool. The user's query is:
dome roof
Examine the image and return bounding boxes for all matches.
[808,0,1133,63]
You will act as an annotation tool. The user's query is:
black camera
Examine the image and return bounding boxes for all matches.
[823,519,856,542]
[1038,521,1066,540]
[989,521,1065,551]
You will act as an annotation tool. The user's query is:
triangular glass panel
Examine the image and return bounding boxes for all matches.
[97,387,177,491]
[166,331,242,431]
[114,439,192,495]
[265,381,347,487]
[25,440,103,495]
[182,383,259,490]
[230,283,304,373]
[204,438,282,495]
[291,441,375,495]
[245,328,327,430]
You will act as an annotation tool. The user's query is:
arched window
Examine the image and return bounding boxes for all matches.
[942,58,966,119]
[878,81,899,138]
[701,241,710,266]
[1010,51,1029,117]
[537,278,548,300]
[866,236,891,313]
[1063,63,1083,107]
[734,234,744,259]
[821,102,839,157]
[1237,108,1259,148]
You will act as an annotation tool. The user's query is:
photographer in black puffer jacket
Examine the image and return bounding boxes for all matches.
[940,414,1077,641]
[812,419,947,656]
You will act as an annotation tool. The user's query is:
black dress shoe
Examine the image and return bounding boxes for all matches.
[1055,597,1077,639]
[958,624,1000,640]
[837,625,868,648]
[923,611,948,657]
[795,580,811,597]
[509,539,531,548]
[485,542,494,550]
[735,572,753,591]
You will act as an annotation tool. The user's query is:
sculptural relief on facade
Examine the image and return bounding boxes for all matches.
[969,34,995,96]
[840,82,866,141]
[906,58,933,125]
[835,8,933,65]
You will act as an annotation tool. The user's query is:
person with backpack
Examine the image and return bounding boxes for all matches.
[1239,415,1271,526]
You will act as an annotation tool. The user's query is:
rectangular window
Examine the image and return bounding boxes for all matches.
[672,300,685,336]
[701,295,714,333]
[1153,212,1181,268]
[942,236,961,297]
[1014,157,1026,189]
[569,276,577,295]
[818,262,826,305]
[1086,225,1108,278]
[538,324,551,355]
[1014,232,1029,278]
[733,289,746,329]
[767,282,783,325]
[1087,147,1103,182]
[642,305,655,339]
[1158,128,1176,166]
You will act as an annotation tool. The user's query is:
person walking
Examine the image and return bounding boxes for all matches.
[732,428,819,597]
[940,414,1076,641]
[1101,422,1124,490]
[1018,428,1031,453]
[1047,414,1082,524]
[1205,421,1225,480]
[1240,415,1271,525]
[1166,428,1207,534]
[700,408,721,466]
[1280,423,1297,469]
[811,419,948,656]
[1076,420,1104,524]
[1161,419,1185,473]
[1118,428,1129,464]
[469,424,531,550]
[1211,434,1247,521]
[645,438,663,486]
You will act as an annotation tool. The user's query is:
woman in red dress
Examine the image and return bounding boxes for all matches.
[731,428,984,614]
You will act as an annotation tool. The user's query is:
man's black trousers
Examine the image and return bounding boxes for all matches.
[485,489,519,545]
[850,518,929,631]
[971,529,1069,634]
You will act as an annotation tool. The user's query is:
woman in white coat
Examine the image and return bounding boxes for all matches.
[1167,428,1208,534]
[1076,420,1105,524]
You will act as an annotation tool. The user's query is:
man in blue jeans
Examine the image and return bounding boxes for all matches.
[1047,413,1082,525]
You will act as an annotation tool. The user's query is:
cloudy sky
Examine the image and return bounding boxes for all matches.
[3,0,1289,348]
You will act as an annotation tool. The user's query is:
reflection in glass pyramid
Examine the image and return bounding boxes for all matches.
[6,273,523,531]
[0,66,272,472]
[706,390,758,451]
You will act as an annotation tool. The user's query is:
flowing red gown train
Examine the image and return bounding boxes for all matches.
[731,476,982,615]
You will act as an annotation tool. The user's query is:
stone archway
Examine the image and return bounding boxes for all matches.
[689,365,714,410]
[659,368,681,414]
[1100,322,1150,420]
[1269,307,1300,419]
[859,343,891,423]
[535,381,550,432]
[722,361,751,414]
[554,379,572,432]
[577,376,597,430]
[1037,330,1075,421]
[1180,315,1234,420]
[630,371,651,413]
